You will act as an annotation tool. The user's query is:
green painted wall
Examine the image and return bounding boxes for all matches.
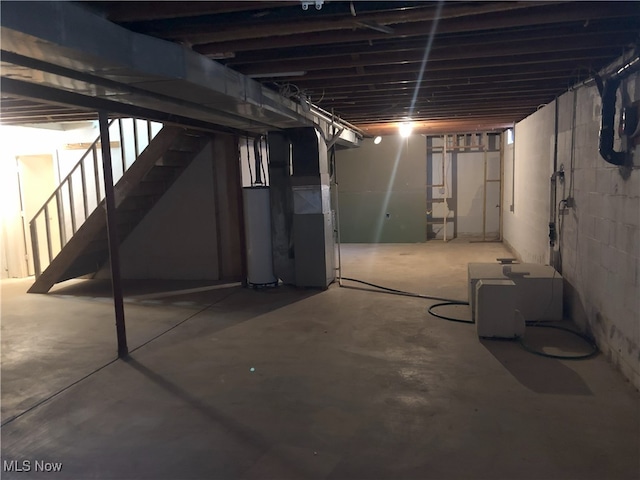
[336,135,426,243]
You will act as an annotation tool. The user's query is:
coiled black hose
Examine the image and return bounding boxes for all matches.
[340,277,598,360]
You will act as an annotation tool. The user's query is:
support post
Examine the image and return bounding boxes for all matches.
[99,111,128,358]
[212,134,245,281]
[482,133,488,242]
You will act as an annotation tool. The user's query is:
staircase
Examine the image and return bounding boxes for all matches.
[28,119,211,293]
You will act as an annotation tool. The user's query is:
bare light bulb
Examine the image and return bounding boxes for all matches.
[399,122,413,138]
[374,136,382,144]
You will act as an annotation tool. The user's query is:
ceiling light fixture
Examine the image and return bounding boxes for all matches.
[399,122,413,138]
[374,136,382,144]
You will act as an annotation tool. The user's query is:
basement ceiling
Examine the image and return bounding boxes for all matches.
[0,95,98,125]
[84,0,640,135]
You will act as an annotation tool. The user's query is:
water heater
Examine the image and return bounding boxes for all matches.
[243,186,277,287]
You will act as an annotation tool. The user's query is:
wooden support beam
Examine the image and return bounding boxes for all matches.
[212,133,245,281]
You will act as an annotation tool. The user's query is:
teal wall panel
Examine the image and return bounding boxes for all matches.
[337,135,426,243]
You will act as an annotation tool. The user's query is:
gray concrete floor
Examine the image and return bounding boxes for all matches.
[1,241,639,479]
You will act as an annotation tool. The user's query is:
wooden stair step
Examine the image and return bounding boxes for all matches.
[29,126,212,294]
[142,166,182,182]
[130,181,168,197]
[117,196,157,211]
[157,150,195,167]
[170,133,206,153]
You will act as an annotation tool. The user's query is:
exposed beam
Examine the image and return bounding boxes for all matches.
[358,118,517,135]
[358,112,530,124]
[268,52,616,83]
[328,86,561,99]
[0,78,235,133]
[348,106,537,115]
[229,23,640,68]
[329,94,557,110]
[223,17,639,65]
[294,69,578,90]
[158,2,552,44]
[104,1,290,23]
[352,114,531,124]
[236,33,629,75]
[194,2,637,54]
[315,82,565,98]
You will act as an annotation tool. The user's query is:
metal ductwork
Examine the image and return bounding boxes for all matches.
[290,127,335,288]
[0,1,361,146]
[267,132,296,285]
[268,127,336,288]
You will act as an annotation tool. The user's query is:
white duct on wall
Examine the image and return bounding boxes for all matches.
[243,186,277,286]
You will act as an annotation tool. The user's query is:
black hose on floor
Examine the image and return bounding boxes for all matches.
[427,301,473,324]
[520,323,598,360]
[340,277,463,303]
[339,276,597,360]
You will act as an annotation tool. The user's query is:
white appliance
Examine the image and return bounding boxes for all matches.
[475,279,525,338]
[468,262,563,324]
[243,186,278,286]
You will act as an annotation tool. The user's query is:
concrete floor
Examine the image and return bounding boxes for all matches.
[1,241,639,479]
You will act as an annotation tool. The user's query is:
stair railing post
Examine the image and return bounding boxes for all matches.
[119,118,126,173]
[30,220,41,278]
[92,145,101,205]
[55,190,66,247]
[99,111,128,358]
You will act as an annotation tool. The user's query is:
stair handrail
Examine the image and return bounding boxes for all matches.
[28,117,160,278]
[28,119,116,227]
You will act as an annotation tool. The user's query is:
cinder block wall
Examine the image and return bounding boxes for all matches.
[504,59,640,388]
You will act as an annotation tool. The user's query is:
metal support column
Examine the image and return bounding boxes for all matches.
[482,133,488,242]
[99,111,128,358]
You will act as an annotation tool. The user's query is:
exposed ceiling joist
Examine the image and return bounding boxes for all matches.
[193,2,638,55]
[236,34,631,76]
[3,1,638,136]
[143,2,555,44]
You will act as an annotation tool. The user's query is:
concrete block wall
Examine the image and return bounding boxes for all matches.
[504,59,640,388]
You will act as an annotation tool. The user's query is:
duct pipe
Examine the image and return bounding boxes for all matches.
[597,54,640,166]
[599,78,627,166]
